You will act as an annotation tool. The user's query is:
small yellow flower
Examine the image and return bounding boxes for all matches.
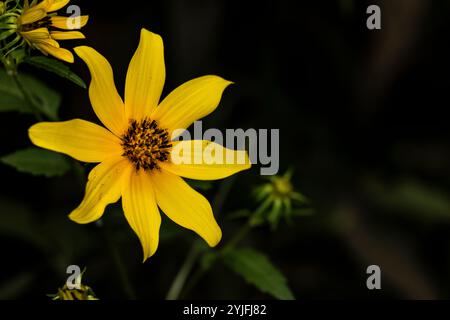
[53,286,98,300]
[18,0,88,62]
[50,281,98,300]
[29,29,251,261]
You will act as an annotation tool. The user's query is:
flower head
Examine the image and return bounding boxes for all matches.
[51,284,97,300]
[29,29,251,261]
[49,272,98,300]
[2,0,88,63]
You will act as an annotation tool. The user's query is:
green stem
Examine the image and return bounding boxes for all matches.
[165,178,236,300]
[222,222,252,252]
[179,266,206,298]
[165,245,201,300]
[103,225,137,300]
[11,73,43,121]
[180,221,253,298]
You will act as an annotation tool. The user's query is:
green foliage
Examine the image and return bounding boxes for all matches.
[366,179,450,223]
[1,147,71,177]
[0,68,31,113]
[0,68,61,119]
[223,247,294,300]
[23,56,87,89]
[18,73,61,120]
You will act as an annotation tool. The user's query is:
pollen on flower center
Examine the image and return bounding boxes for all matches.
[121,118,172,171]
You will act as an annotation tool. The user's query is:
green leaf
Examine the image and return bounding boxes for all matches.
[0,69,61,119]
[366,178,450,223]
[223,247,295,300]
[0,68,33,113]
[18,73,61,120]
[1,147,71,177]
[24,56,87,89]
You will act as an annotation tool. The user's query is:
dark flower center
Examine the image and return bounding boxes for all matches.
[21,16,51,32]
[121,119,172,171]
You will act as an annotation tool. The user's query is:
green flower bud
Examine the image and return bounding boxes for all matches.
[0,2,5,15]
[252,169,310,229]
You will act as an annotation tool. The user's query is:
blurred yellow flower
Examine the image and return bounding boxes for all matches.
[18,0,88,62]
[29,29,251,261]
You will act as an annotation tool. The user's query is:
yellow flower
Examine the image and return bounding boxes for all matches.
[50,272,98,300]
[51,282,98,300]
[18,0,88,63]
[29,29,251,261]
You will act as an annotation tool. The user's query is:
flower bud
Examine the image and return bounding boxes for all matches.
[252,169,310,229]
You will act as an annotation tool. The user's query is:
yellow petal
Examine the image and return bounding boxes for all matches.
[125,28,165,121]
[20,28,71,62]
[21,27,58,47]
[35,42,74,63]
[50,31,85,40]
[69,157,130,224]
[33,0,53,11]
[150,170,221,247]
[151,76,232,134]
[161,140,251,180]
[122,169,161,261]
[51,15,89,30]
[19,8,46,25]
[29,119,123,163]
[47,0,70,12]
[74,46,127,136]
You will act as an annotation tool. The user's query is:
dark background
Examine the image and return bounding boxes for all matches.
[1,0,449,299]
